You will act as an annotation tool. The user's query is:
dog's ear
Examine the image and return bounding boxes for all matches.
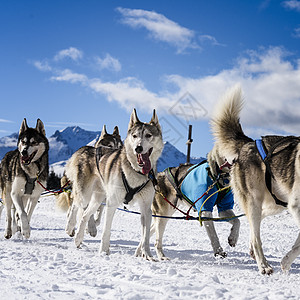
[36,119,46,136]
[19,118,28,136]
[128,108,140,131]
[149,109,161,133]
[113,126,120,137]
[99,124,107,140]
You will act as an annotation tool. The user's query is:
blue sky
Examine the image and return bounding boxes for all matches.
[1,0,300,157]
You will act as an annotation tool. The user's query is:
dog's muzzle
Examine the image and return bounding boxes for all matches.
[21,151,37,165]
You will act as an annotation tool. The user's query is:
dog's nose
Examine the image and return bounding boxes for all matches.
[135,146,143,154]
[21,149,28,156]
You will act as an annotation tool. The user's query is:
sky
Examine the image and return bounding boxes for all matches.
[1,0,300,157]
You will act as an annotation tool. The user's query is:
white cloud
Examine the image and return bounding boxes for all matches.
[37,46,300,136]
[95,54,121,72]
[198,35,224,46]
[292,26,300,38]
[50,69,88,84]
[282,0,300,11]
[164,47,300,135]
[54,47,83,61]
[0,118,13,123]
[33,60,52,72]
[88,77,173,112]
[116,7,198,53]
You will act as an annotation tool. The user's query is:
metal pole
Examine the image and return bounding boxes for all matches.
[186,125,193,164]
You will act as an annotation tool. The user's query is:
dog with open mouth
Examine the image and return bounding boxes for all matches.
[69,109,163,260]
[0,118,49,239]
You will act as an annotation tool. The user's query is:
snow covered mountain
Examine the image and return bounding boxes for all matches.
[0,126,204,175]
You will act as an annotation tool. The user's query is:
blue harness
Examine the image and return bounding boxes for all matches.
[180,162,233,214]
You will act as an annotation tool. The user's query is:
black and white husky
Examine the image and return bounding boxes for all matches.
[66,110,163,260]
[211,85,300,274]
[0,118,49,239]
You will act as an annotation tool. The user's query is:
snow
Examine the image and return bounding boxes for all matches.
[0,196,300,299]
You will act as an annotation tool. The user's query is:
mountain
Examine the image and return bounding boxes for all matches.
[0,126,204,175]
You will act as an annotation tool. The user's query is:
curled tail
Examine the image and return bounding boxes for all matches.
[211,85,252,163]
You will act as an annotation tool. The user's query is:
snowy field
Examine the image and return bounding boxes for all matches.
[0,195,300,300]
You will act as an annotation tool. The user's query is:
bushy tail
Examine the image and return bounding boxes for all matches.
[211,85,252,163]
[55,174,73,212]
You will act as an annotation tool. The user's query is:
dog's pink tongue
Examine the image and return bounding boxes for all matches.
[138,153,151,174]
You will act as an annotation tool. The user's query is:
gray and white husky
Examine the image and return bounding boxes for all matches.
[211,85,300,274]
[63,125,123,237]
[151,144,240,260]
[0,118,49,239]
[66,109,163,260]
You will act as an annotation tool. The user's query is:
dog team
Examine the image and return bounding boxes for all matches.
[0,85,299,275]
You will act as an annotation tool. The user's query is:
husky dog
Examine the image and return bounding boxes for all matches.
[211,85,300,274]
[68,109,163,260]
[0,118,49,239]
[151,143,240,260]
[63,125,123,237]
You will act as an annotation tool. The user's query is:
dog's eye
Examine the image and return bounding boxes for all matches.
[132,134,137,138]
[145,133,152,138]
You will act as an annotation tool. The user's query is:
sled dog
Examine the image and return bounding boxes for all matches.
[151,144,240,260]
[68,109,163,260]
[63,125,123,237]
[211,85,300,274]
[0,118,49,239]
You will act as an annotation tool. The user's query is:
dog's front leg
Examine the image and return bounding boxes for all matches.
[281,231,300,273]
[135,203,154,260]
[4,196,13,239]
[11,193,30,239]
[201,211,227,258]
[25,197,39,223]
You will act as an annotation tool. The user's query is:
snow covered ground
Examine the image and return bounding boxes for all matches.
[0,195,300,300]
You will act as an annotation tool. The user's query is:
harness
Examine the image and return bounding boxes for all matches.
[164,161,206,206]
[255,137,300,208]
[165,160,230,209]
[24,174,37,195]
[122,169,157,204]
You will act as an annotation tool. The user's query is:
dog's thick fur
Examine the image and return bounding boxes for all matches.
[66,110,163,259]
[211,85,300,274]
[151,144,240,260]
[63,125,123,237]
[0,118,49,239]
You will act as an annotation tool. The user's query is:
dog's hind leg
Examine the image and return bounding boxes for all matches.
[201,211,227,258]
[151,216,170,260]
[218,209,240,247]
[100,204,118,255]
[65,203,78,237]
[247,203,273,275]
[94,204,105,227]
[74,195,104,248]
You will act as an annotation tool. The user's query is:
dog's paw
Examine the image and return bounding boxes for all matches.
[260,265,273,275]
[22,228,30,239]
[4,231,12,239]
[281,255,292,273]
[214,247,227,258]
